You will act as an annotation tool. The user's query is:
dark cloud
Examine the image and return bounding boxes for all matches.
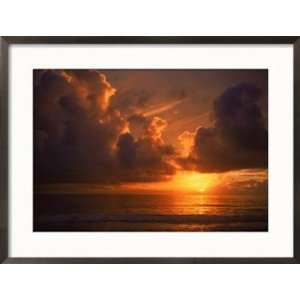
[116,132,176,182]
[127,113,169,144]
[181,83,268,172]
[116,114,176,182]
[35,70,268,184]
[127,113,148,139]
[34,70,176,183]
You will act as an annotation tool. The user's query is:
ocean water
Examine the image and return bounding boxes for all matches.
[34,193,268,231]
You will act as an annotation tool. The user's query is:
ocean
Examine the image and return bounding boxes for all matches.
[34,193,268,232]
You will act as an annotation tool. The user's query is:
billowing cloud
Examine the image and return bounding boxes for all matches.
[117,114,176,182]
[34,70,176,183]
[177,130,195,156]
[117,132,176,182]
[128,113,168,144]
[146,116,168,144]
[35,70,268,186]
[60,70,116,113]
[180,83,268,172]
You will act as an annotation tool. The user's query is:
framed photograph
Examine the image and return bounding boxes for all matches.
[0,36,299,263]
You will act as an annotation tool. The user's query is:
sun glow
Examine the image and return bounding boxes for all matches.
[168,171,217,193]
[119,171,218,194]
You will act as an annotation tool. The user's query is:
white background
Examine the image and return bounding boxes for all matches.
[1,0,300,300]
[10,45,293,258]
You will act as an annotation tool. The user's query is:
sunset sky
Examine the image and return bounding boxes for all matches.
[34,69,268,196]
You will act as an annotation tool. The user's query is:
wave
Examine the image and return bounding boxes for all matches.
[37,213,267,225]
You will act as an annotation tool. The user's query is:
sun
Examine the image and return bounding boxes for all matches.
[168,171,216,193]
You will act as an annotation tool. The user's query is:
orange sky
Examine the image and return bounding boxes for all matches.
[34,69,268,196]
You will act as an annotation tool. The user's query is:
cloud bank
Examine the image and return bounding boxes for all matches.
[34,70,176,183]
[34,70,268,185]
[181,83,268,172]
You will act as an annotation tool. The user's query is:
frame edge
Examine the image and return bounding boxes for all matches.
[294,38,300,263]
[1,36,299,264]
[2,36,299,45]
[2,257,299,264]
[0,37,9,264]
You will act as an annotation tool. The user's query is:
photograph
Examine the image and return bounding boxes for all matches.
[33,69,268,232]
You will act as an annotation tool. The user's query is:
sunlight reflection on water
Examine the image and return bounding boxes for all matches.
[34,192,268,231]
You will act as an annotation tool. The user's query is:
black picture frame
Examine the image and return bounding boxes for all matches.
[0,36,299,264]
